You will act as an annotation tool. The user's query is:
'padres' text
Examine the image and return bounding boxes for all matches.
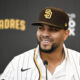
[0,19,26,31]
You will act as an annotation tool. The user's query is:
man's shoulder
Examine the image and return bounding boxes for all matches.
[16,48,35,58]
[67,48,80,69]
[67,48,80,57]
[11,48,35,63]
[9,48,35,68]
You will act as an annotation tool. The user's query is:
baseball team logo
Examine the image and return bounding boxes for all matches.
[44,9,52,19]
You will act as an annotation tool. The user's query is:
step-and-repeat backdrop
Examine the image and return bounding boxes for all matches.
[0,0,80,73]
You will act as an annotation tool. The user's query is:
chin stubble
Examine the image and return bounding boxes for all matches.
[39,43,59,53]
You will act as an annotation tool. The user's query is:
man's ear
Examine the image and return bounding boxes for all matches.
[64,29,70,41]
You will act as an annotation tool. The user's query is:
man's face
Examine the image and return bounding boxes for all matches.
[36,24,69,53]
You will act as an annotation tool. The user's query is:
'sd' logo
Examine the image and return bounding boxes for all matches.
[44,9,52,19]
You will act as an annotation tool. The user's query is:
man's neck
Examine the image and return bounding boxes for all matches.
[40,46,64,64]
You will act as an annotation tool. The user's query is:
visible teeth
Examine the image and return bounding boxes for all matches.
[43,40,49,43]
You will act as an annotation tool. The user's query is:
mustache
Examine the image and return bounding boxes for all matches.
[40,36,53,42]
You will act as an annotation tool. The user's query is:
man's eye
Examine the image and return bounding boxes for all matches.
[38,26,44,30]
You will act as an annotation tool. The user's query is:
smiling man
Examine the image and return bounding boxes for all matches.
[0,7,80,80]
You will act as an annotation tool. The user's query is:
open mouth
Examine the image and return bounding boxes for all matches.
[41,40,50,45]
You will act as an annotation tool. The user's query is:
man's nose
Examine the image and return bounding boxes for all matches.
[42,30,50,36]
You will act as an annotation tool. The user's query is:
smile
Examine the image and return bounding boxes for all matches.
[41,40,50,45]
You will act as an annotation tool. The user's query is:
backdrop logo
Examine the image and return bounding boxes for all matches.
[0,19,26,31]
[68,13,76,36]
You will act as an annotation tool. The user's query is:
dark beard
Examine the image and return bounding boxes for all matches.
[39,42,59,54]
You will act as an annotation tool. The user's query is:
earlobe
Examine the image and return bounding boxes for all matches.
[64,30,70,41]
